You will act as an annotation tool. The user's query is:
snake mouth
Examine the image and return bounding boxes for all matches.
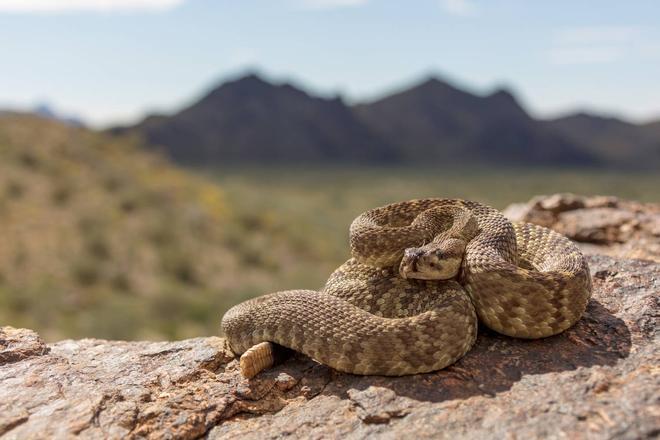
[399,249,462,280]
[399,265,454,280]
[401,269,447,280]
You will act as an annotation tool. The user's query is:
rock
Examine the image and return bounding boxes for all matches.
[347,386,415,424]
[504,193,660,262]
[0,327,49,365]
[1,254,658,439]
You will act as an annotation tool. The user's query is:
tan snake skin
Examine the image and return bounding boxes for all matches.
[221,198,592,377]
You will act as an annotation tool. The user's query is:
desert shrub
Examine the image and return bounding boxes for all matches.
[110,272,132,292]
[4,179,25,199]
[17,150,40,169]
[51,182,74,206]
[72,260,101,286]
[85,235,112,260]
[158,244,201,285]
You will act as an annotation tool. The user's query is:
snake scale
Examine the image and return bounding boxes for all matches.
[221,198,592,377]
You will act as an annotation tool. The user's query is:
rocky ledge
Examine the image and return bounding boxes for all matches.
[504,193,660,262]
[1,195,659,439]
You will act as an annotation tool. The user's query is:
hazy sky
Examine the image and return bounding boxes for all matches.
[1,0,659,127]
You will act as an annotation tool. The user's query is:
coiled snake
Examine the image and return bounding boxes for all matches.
[221,199,592,377]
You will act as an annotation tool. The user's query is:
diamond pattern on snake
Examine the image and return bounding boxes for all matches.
[221,198,592,377]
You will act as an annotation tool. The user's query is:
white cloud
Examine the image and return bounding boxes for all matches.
[0,0,186,13]
[548,25,654,65]
[555,26,644,45]
[440,0,477,17]
[298,0,368,9]
[548,47,622,65]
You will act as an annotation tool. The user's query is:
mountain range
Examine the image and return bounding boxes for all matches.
[113,73,660,169]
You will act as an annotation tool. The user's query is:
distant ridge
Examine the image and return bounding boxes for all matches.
[32,103,85,128]
[353,77,593,166]
[113,74,399,165]
[544,112,660,169]
[113,73,660,169]
[0,104,85,127]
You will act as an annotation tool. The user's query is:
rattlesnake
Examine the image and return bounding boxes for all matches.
[221,198,592,377]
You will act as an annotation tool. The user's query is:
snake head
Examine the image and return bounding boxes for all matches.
[399,239,465,280]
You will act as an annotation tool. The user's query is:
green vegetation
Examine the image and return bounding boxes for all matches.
[211,166,660,287]
[1,115,658,341]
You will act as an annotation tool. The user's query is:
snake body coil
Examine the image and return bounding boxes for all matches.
[221,198,592,376]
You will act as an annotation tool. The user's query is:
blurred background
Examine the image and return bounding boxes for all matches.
[0,0,659,341]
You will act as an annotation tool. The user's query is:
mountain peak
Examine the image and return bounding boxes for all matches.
[485,87,527,116]
[487,87,516,102]
[213,72,273,93]
[231,72,269,85]
[125,71,398,165]
[415,75,460,92]
[205,73,317,103]
[199,73,290,107]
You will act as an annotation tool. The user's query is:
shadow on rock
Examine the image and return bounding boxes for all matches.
[251,298,630,405]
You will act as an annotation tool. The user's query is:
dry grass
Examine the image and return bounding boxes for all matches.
[0,115,303,340]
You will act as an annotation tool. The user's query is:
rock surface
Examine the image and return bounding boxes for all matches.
[504,193,660,262]
[1,254,658,439]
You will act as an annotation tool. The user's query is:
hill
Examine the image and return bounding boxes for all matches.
[354,78,595,166]
[544,112,660,169]
[0,113,340,341]
[114,73,660,168]
[114,74,399,165]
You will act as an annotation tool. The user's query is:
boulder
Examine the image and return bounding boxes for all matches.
[504,193,660,262]
[1,254,657,439]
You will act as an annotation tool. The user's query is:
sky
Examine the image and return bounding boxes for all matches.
[0,0,659,127]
